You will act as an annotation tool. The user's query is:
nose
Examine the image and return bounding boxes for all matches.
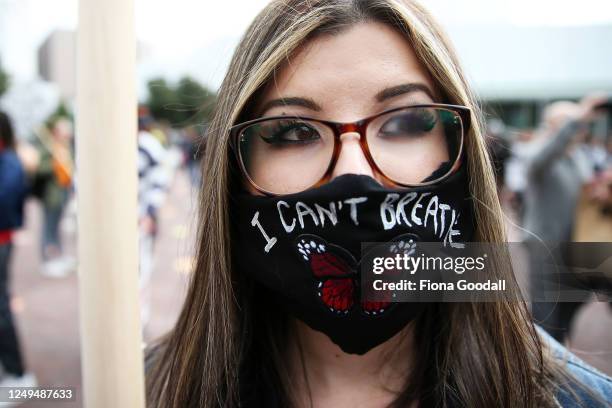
[330,132,376,180]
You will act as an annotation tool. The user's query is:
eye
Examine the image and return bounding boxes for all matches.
[261,120,321,145]
[378,109,437,138]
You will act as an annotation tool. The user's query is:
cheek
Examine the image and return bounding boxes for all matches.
[240,136,334,195]
[247,152,324,195]
[368,129,450,184]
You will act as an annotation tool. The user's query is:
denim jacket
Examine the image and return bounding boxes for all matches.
[540,328,612,407]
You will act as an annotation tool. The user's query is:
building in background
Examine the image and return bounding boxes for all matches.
[38,30,75,100]
[445,24,612,128]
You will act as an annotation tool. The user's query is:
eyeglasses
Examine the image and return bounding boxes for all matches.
[230,103,470,196]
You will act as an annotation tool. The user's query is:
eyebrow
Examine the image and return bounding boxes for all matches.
[375,82,436,102]
[259,82,436,115]
[259,97,322,115]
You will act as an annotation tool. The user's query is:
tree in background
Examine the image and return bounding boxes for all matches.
[146,76,216,128]
[0,59,9,98]
[146,78,176,123]
[45,100,73,128]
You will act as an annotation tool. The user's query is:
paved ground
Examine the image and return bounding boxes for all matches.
[5,168,612,408]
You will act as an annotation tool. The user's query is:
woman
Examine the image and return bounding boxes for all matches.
[33,115,75,277]
[146,1,611,407]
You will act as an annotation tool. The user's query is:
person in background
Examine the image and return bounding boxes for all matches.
[504,128,536,221]
[525,94,608,342]
[0,111,37,391]
[180,125,204,187]
[137,106,171,330]
[33,115,75,278]
[486,118,511,195]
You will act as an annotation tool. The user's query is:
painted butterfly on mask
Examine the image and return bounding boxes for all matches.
[295,234,418,316]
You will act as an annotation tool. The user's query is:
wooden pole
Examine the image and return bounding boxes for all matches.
[76,0,145,406]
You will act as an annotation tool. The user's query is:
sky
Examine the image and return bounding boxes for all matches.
[1,0,612,90]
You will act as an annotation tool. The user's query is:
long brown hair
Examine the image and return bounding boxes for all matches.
[146,1,570,406]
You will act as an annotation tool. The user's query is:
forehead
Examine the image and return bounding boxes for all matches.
[257,21,437,117]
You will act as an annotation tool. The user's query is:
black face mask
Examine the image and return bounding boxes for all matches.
[230,167,475,355]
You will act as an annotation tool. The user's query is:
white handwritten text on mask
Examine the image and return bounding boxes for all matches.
[250,192,461,253]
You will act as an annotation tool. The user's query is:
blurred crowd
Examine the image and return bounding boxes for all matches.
[0,104,205,393]
[493,95,612,233]
[488,93,612,342]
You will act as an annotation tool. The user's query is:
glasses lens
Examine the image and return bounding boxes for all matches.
[366,107,463,185]
[238,118,335,194]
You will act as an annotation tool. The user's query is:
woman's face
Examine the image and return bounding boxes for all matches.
[249,21,446,193]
